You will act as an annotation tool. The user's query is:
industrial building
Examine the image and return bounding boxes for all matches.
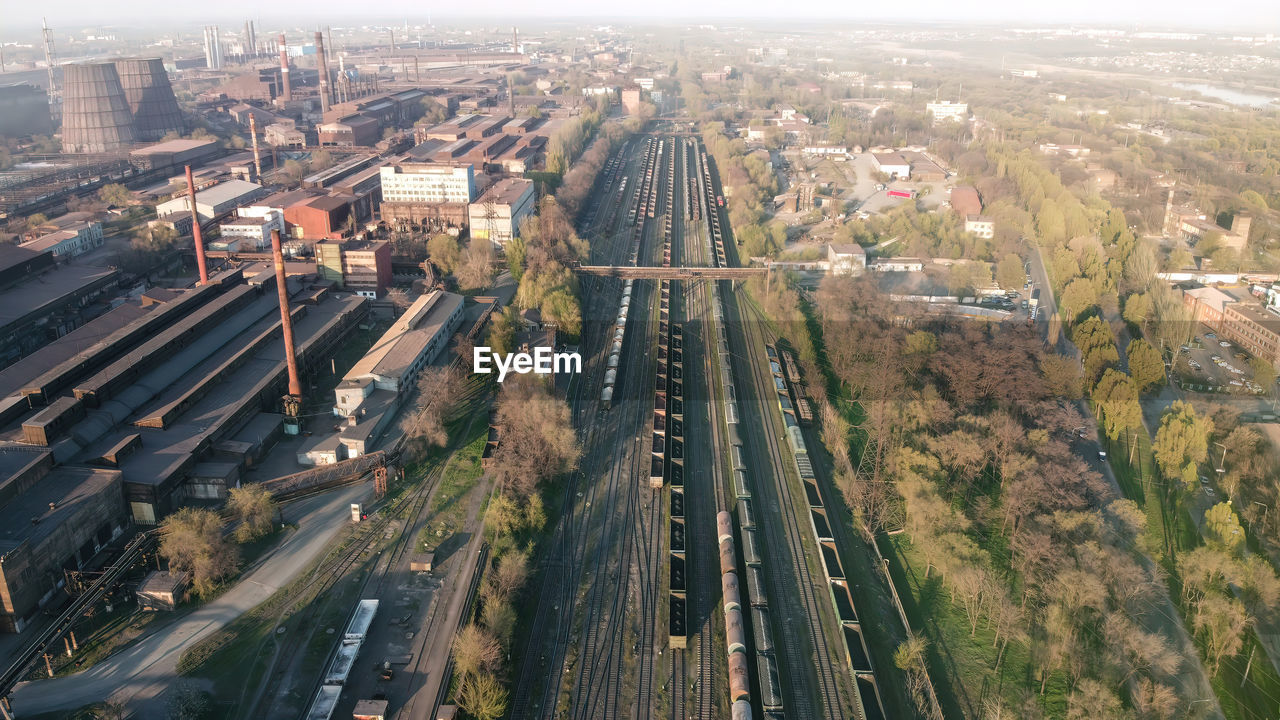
[828,243,867,276]
[156,179,266,224]
[0,268,369,524]
[19,220,105,259]
[0,454,128,632]
[215,208,287,251]
[128,139,221,172]
[284,195,352,240]
[303,290,463,464]
[316,240,392,298]
[0,246,120,368]
[0,83,54,138]
[468,178,535,247]
[379,162,475,227]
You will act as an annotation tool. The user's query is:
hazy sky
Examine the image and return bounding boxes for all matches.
[6,0,1279,32]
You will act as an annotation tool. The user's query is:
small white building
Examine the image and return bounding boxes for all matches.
[926,101,969,123]
[964,215,995,239]
[872,153,910,179]
[827,243,867,276]
[215,208,286,251]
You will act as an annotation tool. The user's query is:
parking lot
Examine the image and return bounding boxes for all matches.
[1172,326,1267,395]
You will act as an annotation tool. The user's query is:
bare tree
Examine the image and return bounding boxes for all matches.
[456,672,508,720]
[227,485,276,543]
[160,508,238,597]
[452,624,502,680]
[400,366,465,460]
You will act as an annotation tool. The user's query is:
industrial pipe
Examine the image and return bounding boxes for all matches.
[270,228,304,400]
[184,165,208,284]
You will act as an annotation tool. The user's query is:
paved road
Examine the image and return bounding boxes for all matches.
[11,484,370,716]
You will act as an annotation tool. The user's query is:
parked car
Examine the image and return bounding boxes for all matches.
[1220,341,1232,348]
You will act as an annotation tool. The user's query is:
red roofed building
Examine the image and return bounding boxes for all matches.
[284,195,352,240]
[950,186,982,218]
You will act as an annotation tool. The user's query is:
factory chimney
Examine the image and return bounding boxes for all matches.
[184,165,209,284]
[315,31,331,113]
[270,228,304,433]
[278,33,291,101]
[512,26,518,54]
[249,114,262,180]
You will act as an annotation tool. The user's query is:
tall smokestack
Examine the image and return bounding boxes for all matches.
[278,33,291,102]
[315,31,331,113]
[270,229,304,400]
[249,114,262,180]
[185,165,209,285]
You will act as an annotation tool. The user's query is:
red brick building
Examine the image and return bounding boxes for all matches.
[284,195,351,240]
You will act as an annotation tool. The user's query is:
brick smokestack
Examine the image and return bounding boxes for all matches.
[270,228,303,399]
[249,113,262,180]
[185,165,208,284]
[315,31,331,113]
[278,33,291,101]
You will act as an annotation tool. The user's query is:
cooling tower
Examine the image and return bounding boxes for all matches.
[61,62,136,153]
[113,57,183,141]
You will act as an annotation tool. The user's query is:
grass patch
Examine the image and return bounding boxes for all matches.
[887,534,1070,719]
[418,421,489,549]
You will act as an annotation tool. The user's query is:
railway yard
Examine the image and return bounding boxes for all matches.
[508,132,900,720]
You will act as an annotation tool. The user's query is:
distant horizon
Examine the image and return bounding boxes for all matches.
[2,4,1279,37]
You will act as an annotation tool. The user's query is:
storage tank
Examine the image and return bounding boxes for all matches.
[716,511,734,544]
[62,62,137,153]
[731,700,753,720]
[725,606,746,655]
[728,652,751,702]
[113,57,183,140]
[718,540,736,576]
[722,572,740,612]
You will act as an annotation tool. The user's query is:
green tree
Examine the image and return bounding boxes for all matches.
[1092,369,1140,442]
[1127,338,1165,393]
[505,236,527,283]
[1059,277,1098,323]
[486,307,518,356]
[1152,400,1213,489]
[427,234,462,274]
[540,288,582,337]
[1203,502,1245,553]
[98,183,133,207]
[1122,292,1152,326]
[995,253,1024,292]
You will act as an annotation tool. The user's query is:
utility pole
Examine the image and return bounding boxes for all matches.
[41,18,60,116]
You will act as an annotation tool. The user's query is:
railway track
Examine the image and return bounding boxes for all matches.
[509,135,662,720]
[241,456,449,719]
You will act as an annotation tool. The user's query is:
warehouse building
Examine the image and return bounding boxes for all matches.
[0,453,128,633]
[0,83,54,138]
[1,269,368,523]
[156,179,266,224]
[0,246,121,368]
[305,290,463,463]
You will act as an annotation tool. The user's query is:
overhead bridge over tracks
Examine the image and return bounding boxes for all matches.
[572,265,770,280]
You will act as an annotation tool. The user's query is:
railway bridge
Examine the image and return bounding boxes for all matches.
[571,265,771,280]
